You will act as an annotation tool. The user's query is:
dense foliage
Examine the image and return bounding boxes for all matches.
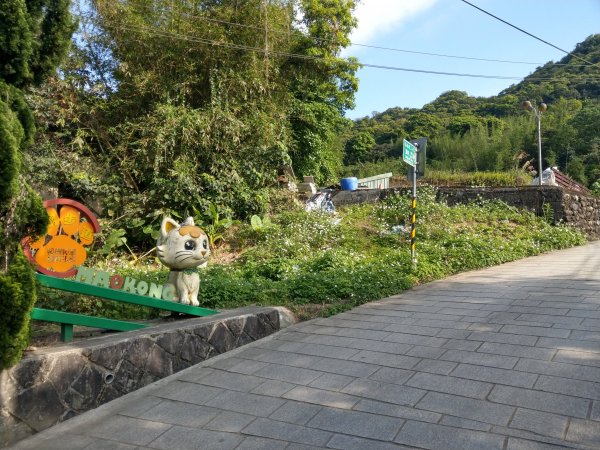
[37,189,586,321]
[341,34,600,188]
[24,0,359,249]
[0,0,74,369]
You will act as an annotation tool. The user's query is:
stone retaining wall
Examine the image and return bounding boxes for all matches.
[0,307,294,447]
[331,186,600,239]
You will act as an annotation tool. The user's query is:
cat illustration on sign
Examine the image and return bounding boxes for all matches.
[156,217,210,306]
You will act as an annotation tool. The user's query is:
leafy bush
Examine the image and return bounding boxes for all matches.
[0,249,37,369]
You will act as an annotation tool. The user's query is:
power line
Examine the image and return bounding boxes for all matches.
[107,22,600,83]
[459,0,597,66]
[77,8,591,67]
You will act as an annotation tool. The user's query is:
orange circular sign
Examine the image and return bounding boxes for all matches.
[22,199,101,278]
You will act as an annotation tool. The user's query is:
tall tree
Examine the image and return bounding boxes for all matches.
[286,0,359,183]
[0,0,75,369]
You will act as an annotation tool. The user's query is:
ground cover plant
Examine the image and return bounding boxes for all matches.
[36,187,586,323]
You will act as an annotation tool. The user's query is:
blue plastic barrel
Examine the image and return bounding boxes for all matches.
[340,177,358,191]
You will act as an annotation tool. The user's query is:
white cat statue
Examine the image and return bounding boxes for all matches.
[156,217,210,306]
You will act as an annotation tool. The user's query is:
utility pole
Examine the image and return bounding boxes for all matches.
[522,101,548,185]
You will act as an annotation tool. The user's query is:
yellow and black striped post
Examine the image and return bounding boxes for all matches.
[410,196,417,263]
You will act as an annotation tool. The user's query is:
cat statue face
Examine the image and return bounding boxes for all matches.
[156,217,210,270]
[156,217,210,306]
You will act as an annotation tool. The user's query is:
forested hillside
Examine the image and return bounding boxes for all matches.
[343,34,600,188]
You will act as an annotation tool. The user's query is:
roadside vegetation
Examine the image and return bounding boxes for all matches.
[37,186,586,323]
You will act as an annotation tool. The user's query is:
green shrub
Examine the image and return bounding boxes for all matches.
[0,249,36,369]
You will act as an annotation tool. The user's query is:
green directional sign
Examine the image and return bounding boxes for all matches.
[403,139,417,167]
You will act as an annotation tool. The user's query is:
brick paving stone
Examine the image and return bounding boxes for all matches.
[405,372,493,399]
[154,381,224,405]
[242,418,332,447]
[394,420,505,450]
[437,329,472,339]
[250,379,296,397]
[316,318,389,330]
[348,350,420,370]
[488,385,590,418]
[499,324,570,338]
[306,407,402,441]
[268,401,322,425]
[468,331,538,346]
[508,408,568,439]
[534,375,600,400]
[282,386,359,409]
[204,391,286,417]
[553,349,600,368]
[368,367,415,385]
[536,337,600,354]
[441,338,482,351]
[384,324,441,336]
[343,339,413,354]
[353,398,441,423]
[235,436,289,450]
[341,378,426,406]
[80,415,171,446]
[506,437,572,450]
[312,356,381,377]
[204,411,255,432]
[439,416,492,432]
[477,342,555,360]
[406,345,446,359]
[308,373,355,391]
[193,369,266,392]
[565,419,600,446]
[514,358,600,383]
[568,309,600,319]
[327,434,415,450]
[293,343,361,359]
[440,349,518,369]
[412,359,458,375]
[204,357,270,375]
[253,364,322,385]
[469,323,504,332]
[569,330,600,341]
[508,306,570,316]
[450,363,538,388]
[137,399,218,427]
[384,333,448,347]
[592,401,600,421]
[73,439,139,450]
[416,392,514,426]
[515,314,583,327]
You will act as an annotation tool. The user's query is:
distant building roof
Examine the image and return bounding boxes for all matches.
[551,168,591,194]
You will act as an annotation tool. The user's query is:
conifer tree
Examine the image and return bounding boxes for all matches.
[0,0,75,369]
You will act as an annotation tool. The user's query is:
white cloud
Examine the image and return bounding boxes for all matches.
[350,0,438,44]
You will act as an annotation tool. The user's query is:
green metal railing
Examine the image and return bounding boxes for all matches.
[33,273,219,342]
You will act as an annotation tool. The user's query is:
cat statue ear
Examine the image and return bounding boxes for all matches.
[160,217,180,239]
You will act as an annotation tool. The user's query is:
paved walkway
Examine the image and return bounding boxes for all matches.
[12,242,600,450]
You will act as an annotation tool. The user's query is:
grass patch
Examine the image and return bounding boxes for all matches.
[36,186,586,321]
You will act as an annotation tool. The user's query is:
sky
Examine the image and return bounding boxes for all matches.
[344,0,600,119]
